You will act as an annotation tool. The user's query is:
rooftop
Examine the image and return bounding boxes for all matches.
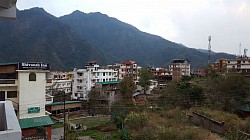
[45,101,81,107]
[19,115,54,129]
[96,80,120,85]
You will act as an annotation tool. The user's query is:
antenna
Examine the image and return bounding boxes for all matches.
[208,36,211,64]
[239,43,241,57]
[244,48,248,57]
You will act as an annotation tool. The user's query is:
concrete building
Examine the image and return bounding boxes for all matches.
[0,101,22,140]
[117,60,141,81]
[46,71,72,95]
[45,101,82,117]
[227,57,250,77]
[0,62,53,139]
[148,67,172,82]
[72,61,118,100]
[211,57,250,77]
[169,59,191,80]
[211,58,228,74]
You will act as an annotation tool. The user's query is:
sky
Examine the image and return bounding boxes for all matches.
[17,0,250,56]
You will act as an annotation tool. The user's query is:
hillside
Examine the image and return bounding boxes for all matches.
[0,8,111,70]
[0,8,235,70]
[59,10,235,68]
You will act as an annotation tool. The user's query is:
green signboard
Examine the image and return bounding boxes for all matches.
[28,107,40,113]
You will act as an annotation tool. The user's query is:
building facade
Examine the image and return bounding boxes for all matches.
[46,71,72,95]
[0,62,53,139]
[72,61,118,100]
[211,57,250,77]
[227,57,250,76]
[117,60,141,81]
[211,58,228,74]
[169,59,191,80]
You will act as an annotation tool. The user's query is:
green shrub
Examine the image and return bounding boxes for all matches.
[124,111,148,131]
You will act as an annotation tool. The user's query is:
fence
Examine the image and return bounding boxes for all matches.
[189,111,226,134]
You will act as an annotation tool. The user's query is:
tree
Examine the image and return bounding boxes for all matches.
[88,88,108,115]
[218,73,250,112]
[138,68,153,94]
[113,75,137,111]
[119,75,136,100]
[159,78,205,109]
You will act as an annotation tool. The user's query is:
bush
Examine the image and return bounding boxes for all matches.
[124,111,148,131]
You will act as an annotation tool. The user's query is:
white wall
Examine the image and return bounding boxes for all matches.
[0,101,21,140]
[18,71,46,119]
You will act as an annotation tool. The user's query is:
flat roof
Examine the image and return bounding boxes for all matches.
[45,101,81,107]
[19,116,54,129]
[96,80,120,85]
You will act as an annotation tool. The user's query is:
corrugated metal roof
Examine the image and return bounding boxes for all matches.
[96,80,120,85]
[19,116,54,129]
[45,101,81,107]
[0,62,18,66]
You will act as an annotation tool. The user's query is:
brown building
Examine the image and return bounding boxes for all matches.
[169,59,191,81]
[45,101,82,117]
[148,67,172,83]
[211,58,227,73]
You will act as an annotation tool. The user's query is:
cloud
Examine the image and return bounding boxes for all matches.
[16,0,250,55]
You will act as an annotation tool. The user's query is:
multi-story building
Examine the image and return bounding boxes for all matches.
[211,58,228,74]
[72,61,118,100]
[148,67,172,82]
[0,62,53,139]
[46,71,72,95]
[227,57,250,76]
[169,59,191,80]
[211,57,250,77]
[117,60,141,81]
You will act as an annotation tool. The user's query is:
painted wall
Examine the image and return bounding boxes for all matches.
[18,71,46,119]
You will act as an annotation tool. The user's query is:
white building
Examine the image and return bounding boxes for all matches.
[0,62,53,139]
[46,71,72,95]
[0,101,22,140]
[226,57,250,76]
[72,61,118,100]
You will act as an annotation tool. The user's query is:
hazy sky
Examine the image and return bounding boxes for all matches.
[17,0,250,55]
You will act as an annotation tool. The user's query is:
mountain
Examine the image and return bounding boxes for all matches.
[0,8,235,70]
[59,11,235,68]
[0,8,111,70]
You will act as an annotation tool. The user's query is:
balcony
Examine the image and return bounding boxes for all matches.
[0,101,21,140]
[0,79,17,87]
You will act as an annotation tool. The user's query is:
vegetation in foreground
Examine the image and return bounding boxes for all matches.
[53,70,250,139]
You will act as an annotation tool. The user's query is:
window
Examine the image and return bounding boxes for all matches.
[7,91,17,98]
[29,72,36,81]
[103,72,105,76]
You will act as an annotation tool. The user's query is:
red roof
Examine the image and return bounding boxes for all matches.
[123,60,135,65]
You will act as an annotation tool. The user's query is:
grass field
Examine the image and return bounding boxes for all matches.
[52,115,111,129]
[71,116,111,128]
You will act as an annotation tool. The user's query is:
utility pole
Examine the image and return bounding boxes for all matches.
[239,43,242,57]
[208,36,212,64]
[64,91,66,140]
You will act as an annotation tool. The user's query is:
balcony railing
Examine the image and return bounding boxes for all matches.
[0,79,16,85]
